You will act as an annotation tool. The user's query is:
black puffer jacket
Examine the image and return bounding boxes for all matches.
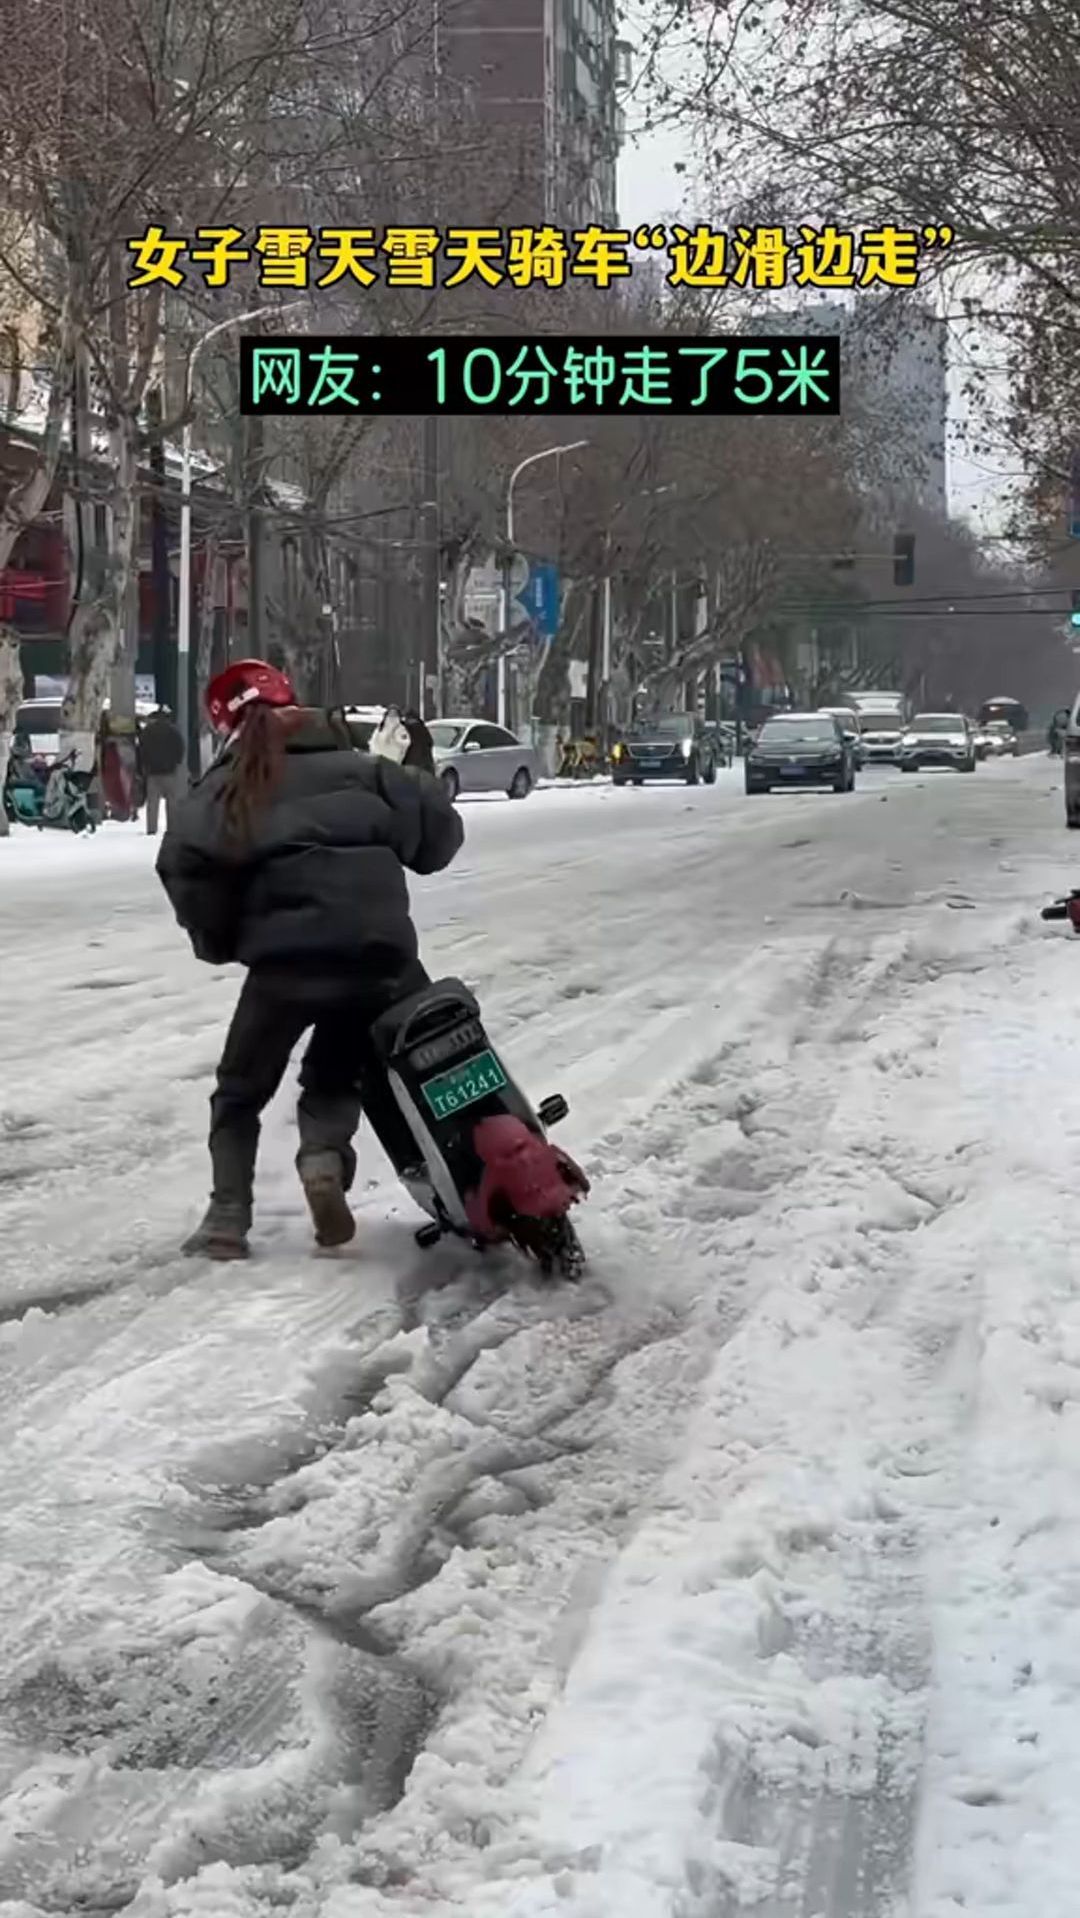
[156,711,462,981]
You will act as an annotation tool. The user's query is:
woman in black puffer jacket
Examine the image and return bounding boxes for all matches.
[157,661,463,1261]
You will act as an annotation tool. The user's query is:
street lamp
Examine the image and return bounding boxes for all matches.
[177,300,306,768]
[499,440,588,727]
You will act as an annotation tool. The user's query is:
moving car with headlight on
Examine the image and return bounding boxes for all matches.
[898,713,977,773]
[744,711,856,793]
[611,713,718,785]
[974,719,1020,759]
[854,712,906,764]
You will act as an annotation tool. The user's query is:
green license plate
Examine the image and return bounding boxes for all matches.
[421,1048,507,1121]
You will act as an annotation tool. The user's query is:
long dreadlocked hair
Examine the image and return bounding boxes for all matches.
[219,703,307,844]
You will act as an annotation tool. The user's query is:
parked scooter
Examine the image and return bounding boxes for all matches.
[1041,891,1080,933]
[3,749,100,833]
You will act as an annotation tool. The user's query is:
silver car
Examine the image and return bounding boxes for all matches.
[428,718,542,800]
[898,713,978,773]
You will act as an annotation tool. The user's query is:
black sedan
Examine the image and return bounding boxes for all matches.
[745,713,856,793]
[611,714,718,786]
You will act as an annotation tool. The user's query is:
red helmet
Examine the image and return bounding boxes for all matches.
[205,659,296,735]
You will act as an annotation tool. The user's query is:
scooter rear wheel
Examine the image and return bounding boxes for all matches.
[516,1214,586,1281]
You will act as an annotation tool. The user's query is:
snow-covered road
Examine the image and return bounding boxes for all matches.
[2,758,1080,1918]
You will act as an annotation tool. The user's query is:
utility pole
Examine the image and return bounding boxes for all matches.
[147,385,172,710]
[420,415,440,719]
[598,531,612,739]
[417,0,442,720]
[584,578,603,731]
[245,294,264,659]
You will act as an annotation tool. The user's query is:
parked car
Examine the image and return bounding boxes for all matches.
[342,704,387,748]
[427,718,541,799]
[1063,695,1080,826]
[898,713,978,773]
[15,695,158,763]
[744,712,856,793]
[610,713,719,786]
[975,719,1020,760]
[818,707,865,769]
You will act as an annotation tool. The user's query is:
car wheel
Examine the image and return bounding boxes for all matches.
[441,766,460,801]
[632,778,644,787]
[508,767,532,799]
[613,777,627,788]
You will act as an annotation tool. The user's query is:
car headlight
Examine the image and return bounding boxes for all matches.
[612,742,625,761]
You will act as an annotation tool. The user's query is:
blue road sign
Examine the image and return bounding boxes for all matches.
[516,560,560,638]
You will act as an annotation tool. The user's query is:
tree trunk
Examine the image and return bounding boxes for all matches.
[61,277,160,771]
[535,583,587,725]
[196,533,221,770]
[0,313,74,834]
[61,409,140,765]
[0,630,24,837]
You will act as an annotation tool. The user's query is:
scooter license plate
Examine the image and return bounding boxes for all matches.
[421,1048,507,1120]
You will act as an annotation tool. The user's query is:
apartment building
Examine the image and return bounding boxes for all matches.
[441,0,624,225]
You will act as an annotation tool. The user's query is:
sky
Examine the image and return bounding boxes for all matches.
[615,77,1019,540]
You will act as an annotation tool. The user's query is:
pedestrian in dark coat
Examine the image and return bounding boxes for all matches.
[156,659,463,1261]
[139,707,188,834]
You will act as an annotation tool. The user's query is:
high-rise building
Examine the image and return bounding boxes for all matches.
[790,298,948,516]
[441,0,623,226]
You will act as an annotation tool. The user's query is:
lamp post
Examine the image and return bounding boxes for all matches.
[177,300,306,769]
[500,440,588,727]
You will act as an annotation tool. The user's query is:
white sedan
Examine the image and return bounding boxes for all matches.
[429,719,543,800]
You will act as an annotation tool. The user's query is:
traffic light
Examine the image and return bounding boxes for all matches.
[893,533,915,587]
[1071,589,1080,628]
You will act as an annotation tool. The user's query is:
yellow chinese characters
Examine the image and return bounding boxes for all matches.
[125,222,955,291]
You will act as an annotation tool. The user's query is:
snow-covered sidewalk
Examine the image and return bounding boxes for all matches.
[2,758,1080,1917]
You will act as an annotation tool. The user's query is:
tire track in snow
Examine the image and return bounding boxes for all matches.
[671,950,1000,1918]
[0,909,975,1908]
[0,958,812,1906]
[249,930,945,1908]
[430,927,970,1918]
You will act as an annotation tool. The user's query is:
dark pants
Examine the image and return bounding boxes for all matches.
[208,967,427,1215]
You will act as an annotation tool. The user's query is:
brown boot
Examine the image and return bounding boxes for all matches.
[299,1151,356,1249]
[183,1198,251,1261]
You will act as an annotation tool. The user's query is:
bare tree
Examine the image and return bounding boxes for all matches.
[633,0,1080,558]
[0,304,74,829]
